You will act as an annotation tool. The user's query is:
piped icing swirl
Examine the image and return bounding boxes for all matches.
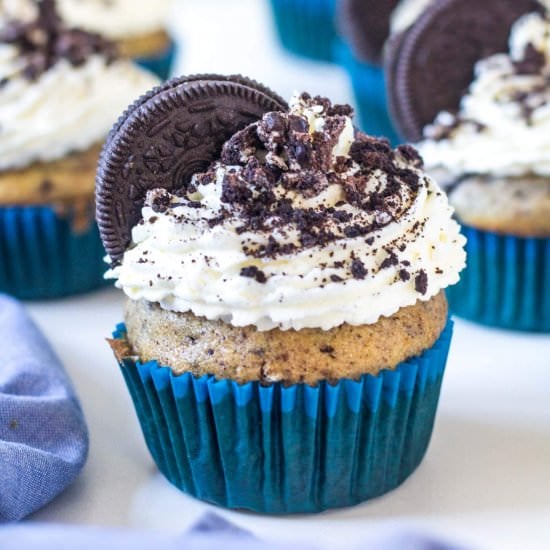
[0,0,159,171]
[109,94,466,331]
[418,9,550,179]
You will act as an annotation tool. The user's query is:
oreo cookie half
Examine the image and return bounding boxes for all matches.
[338,0,400,65]
[96,75,288,265]
[386,0,543,141]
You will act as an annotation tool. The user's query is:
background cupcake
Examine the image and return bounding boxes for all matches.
[56,0,175,79]
[97,75,465,513]
[0,0,159,299]
[386,0,550,331]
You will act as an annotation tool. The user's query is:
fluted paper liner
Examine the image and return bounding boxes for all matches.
[135,39,176,81]
[0,204,108,299]
[447,225,550,332]
[113,320,453,514]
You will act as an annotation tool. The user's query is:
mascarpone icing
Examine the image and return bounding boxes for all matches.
[109,94,466,331]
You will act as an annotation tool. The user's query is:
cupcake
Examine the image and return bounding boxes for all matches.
[97,75,466,513]
[0,0,159,299]
[336,0,408,142]
[386,0,550,331]
[268,0,338,62]
[56,0,175,79]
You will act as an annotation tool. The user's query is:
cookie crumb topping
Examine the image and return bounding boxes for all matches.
[144,94,430,288]
[0,0,116,82]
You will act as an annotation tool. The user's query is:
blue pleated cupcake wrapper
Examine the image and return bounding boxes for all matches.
[113,319,453,514]
[447,225,550,332]
[269,0,338,62]
[134,39,176,81]
[335,40,400,144]
[0,204,109,300]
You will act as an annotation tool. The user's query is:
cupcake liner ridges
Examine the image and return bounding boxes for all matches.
[114,320,453,514]
[269,0,338,62]
[135,39,176,81]
[335,40,400,144]
[0,204,108,300]
[447,225,550,332]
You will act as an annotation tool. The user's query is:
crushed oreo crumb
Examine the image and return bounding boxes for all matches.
[415,270,428,295]
[351,258,367,279]
[240,265,268,283]
[141,94,429,288]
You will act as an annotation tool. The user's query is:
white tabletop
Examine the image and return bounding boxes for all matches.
[24,0,550,548]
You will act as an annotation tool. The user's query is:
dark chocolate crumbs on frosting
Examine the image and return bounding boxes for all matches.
[240,265,268,284]
[415,270,428,295]
[351,258,367,279]
[514,42,546,75]
[0,0,117,82]
[144,94,432,289]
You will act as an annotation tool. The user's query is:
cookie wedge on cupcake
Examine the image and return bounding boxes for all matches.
[97,74,465,513]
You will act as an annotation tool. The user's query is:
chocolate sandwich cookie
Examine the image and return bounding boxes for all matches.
[338,0,400,64]
[96,74,288,264]
[385,0,543,141]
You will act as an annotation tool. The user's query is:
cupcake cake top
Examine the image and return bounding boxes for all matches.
[105,84,465,331]
[0,0,159,171]
[419,8,550,178]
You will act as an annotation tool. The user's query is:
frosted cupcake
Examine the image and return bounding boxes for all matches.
[416,7,550,330]
[98,75,465,513]
[0,0,158,299]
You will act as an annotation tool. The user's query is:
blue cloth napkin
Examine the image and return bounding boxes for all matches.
[0,513,465,549]
[0,295,88,522]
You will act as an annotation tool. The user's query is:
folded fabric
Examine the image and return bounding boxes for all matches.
[0,295,88,522]
[0,513,464,549]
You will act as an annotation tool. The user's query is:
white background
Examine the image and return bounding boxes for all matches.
[24,0,550,548]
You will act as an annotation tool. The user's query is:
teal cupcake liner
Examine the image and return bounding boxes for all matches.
[335,40,400,143]
[447,225,550,332]
[113,319,453,514]
[0,204,108,300]
[134,38,176,81]
[269,0,338,62]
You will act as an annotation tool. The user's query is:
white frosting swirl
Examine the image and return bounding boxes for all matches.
[0,50,159,170]
[109,97,465,331]
[418,11,550,178]
[56,0,172,40]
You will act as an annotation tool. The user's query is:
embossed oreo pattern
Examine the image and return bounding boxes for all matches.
[96,75,287,264]
[386,0,542,141]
